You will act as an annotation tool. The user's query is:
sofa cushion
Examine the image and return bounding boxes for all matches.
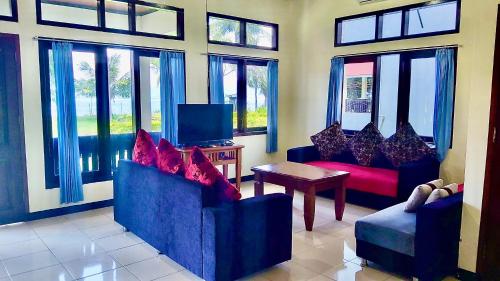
[310,122,348,160]
[306,161,399,197]
[185,147,220,186]
[213,176,242,203]
[348,123,384,166]
[425,183,459,205]
[380,123,435,167]
[132,129,158,167]
[355,202,416,256]
[404,179,444,213]
[157,139,186,176]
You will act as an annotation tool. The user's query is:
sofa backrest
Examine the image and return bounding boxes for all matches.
[114,160,208,276]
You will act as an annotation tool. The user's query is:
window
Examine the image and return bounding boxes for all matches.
[211,57,271,135]
[36,0,184,40]
[208,13,278,51]
[0,0,17,22]
[335,0,460,47]
[338,48,457,142]
[40,41,185,188]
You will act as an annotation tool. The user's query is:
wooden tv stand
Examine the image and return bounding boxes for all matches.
[176,145,245,190]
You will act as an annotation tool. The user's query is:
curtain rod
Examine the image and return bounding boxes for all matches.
[201,52,279,62]
[33,36,185,53]
[333,44,462,58]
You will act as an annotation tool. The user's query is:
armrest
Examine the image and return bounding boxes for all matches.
[202,194,292,281]
[287,145,320,163]
[397,157,440,202]
[415,193,463,280]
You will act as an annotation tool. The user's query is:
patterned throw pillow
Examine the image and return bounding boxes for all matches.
[213,175,242,202]
[157,139,185,176]
[132,129,158,167]
[185,147,220,186]
[425,183,459,204]
[380,123,435,167]
[348,123,384,166]
[311,122,348,160]
[404,179,444,213]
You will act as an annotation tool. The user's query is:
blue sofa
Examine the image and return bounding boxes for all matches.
[355,193,463,281]
[114,160,293,281]
[287,145,440,209]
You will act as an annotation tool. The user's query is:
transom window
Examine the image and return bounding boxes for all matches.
[36,0,184,40]
[208,13,278,51]
[335,0,460,47]
[211,57,270,135]
[0,0,17,22]
[340,48,457,142]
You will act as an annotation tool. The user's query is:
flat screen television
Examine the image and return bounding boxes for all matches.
[178,104,233,147]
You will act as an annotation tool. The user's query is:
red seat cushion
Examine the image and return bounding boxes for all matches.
[132,129,158,167]
[306,161,399,198]
[157,139,185,176]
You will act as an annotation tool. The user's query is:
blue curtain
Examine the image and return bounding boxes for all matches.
[433,48,455,162]
[160,51,186,146]
[326,57,344,127]
[267,61,278,153]
[52,42,84,204]
[209,56,225,104]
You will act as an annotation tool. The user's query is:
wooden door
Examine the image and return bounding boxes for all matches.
[0,34,28,225]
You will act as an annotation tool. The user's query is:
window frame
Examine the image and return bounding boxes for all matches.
[207,12,279,51]
[208,56,270,136]
[339,47,458,144]
[334,0,461,47]
[35,0,185,40]
[0,0,18,22]
[39,40,186,188]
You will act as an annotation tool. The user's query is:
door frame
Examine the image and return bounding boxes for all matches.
[477,5,500,278]
[0,32,29,223]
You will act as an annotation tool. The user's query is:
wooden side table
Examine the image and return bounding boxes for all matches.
[177,145,245,190]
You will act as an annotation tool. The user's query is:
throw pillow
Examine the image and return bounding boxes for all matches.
[310,122,348,160]
[380,123,435,167]
[404,179,444,212]
[213,175,242,203]
[132,129,158,167]
[185,147,220,186]
[425,183,459,204]
[348,123,385,166]
[157,139,185,176]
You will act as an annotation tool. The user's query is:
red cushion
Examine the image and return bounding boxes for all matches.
[306,161,399,197]
[458,183,464,193]
[185,147,220,186]
[157,139,185,176]
[132,129,158,167]
[214,175,242,202]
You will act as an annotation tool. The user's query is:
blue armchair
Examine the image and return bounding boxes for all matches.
[114,160,292,281]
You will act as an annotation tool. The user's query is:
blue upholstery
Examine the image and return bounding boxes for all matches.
[355,203,416,256]
[114,160,292,281]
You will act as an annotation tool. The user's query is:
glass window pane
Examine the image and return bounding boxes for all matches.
[378,55,400,137]
[222,62,238,129]
[340,16,376,44]
[381,11,402,39]
[246,65,268,128]
[139,56,161,133]
[246,23,274,48]
[136,5,178,36]
[408,57,436,137]
[0,0,13,17]
[105,0,129,30]
[342,62,374,131]
[41,0,99,26]
[407,1,458,35]
[209,17,241,43]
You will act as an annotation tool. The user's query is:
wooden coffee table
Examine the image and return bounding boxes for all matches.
[251,162,350,231]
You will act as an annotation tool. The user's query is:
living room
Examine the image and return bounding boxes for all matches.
[0,0,499,280]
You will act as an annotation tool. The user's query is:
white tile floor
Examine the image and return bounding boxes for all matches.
[0,182,459,281]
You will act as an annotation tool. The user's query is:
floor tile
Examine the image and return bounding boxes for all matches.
[62,253,120,279]
[322,262,392,281]
[0,263,8,278]
[51,241,105,263]
[70,214,113,230]
[259,260,322,281]
[0,224,38,245]
[108,243,158,266]
[80,268,139,281]
[3,250,59,276]
[41,230,92,249]
[82,223,123,240]
[155,270,203,281]
[0,239,48,260]
[10,264,74,281]
[125,256,182,281]
[31,220,80,238]
[95,233,142,252]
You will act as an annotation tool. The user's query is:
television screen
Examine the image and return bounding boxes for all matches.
[178,104,233,146]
